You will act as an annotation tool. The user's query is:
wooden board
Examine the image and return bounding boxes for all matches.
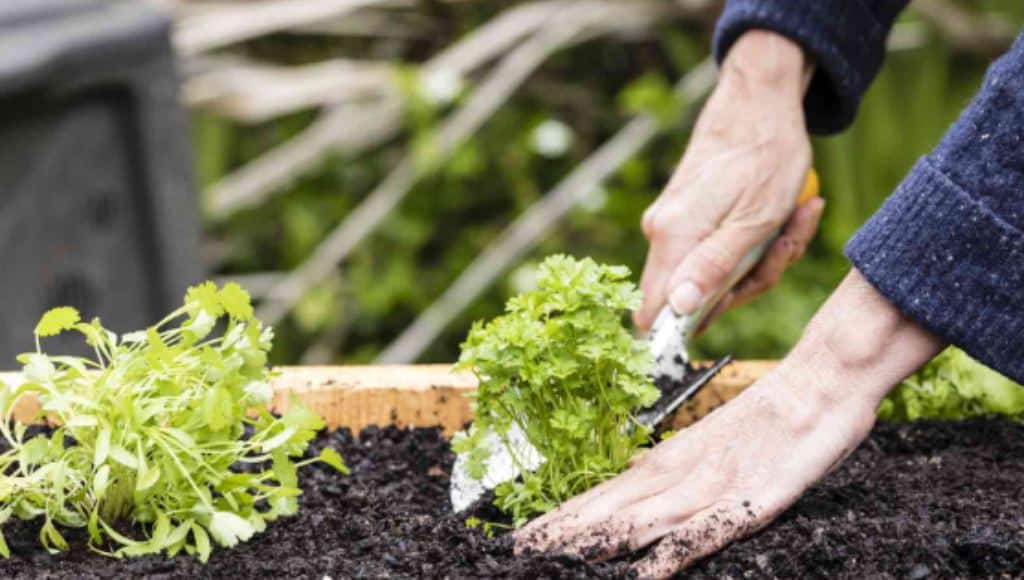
[0,360,776,436]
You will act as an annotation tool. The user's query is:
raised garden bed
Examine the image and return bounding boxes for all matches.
[1,364,1022,578]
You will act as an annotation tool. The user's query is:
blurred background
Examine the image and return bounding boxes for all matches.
[6,0,1023,365]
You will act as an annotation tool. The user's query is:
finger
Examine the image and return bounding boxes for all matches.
[785,195,824,263]
[634,238,688,331]
[547,479,711,562]
[693,292,735,337]
[516,457,691,554]
[729,196,824,308]
[632,504,761,580]
[725,236,794,308]
[665,222,772,316]
[515,471,643,553]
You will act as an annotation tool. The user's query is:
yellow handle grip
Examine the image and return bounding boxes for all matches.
[798,168,820,205]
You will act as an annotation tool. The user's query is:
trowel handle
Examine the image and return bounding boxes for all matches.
[685,169,821,334]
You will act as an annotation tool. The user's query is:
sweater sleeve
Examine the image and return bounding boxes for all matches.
[713,0,909,134]
[846,33,1024,383]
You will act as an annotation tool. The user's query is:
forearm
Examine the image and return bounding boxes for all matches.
[846,33,1024,384]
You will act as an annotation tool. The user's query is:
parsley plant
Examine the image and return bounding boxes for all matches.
[454,255,659,525]
[0,282,346,560]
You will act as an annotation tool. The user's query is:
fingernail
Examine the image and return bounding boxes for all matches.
[669,281,702,315]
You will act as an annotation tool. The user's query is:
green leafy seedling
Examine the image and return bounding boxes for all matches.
[880,347,1024,422]
[455,255,659,526]
[0,282,346,561]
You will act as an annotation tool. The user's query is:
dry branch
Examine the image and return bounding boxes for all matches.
[376,60,716,364]
[295,8,436,39]
[255,8,596,325]
[214,271,287,299]
[912,0,1016,57]
[206,96,405,219]
[203,0,712,219]
[202,0,569,218]
[185,59,393,122]
[174,0,391,56]
[255,1,688,324]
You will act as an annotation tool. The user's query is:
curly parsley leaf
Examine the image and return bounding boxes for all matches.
[456,255,658,525]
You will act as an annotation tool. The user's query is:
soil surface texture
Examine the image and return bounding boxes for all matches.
[1,418,1022,579]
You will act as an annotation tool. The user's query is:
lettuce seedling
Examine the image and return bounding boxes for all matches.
[0,282,346,560]
[880,347,1024,421]
[455,255,659,525]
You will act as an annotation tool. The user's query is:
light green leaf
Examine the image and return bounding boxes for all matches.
[93,465,111,501]
[192,523,211,563]
[136,467,160,492]
[40,521,68,552]
[208,511,254,548]
[203,386,232,432]
[165,519,192,550]
[260,426,297,452]
[317,447,349,474]
[185,281,224,317]
[220,282,254,320]
[20,436,50,466]
[109,446,138,470]
[94,426,111,466]
[35,307,81,337]
[100,518,141,546]
[67,415,99,428]
[23,354,56,384]
[152,513,171,546]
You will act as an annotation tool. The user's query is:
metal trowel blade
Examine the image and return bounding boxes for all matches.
[635,355,732,427]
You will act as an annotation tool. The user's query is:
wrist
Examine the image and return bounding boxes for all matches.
[720,30,812,98]
[787,269,946,410]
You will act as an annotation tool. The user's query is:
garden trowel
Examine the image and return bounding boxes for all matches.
[450,170,821,512]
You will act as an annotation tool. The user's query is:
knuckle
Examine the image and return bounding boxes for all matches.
[691,243,735,282]
[646,214,681,242]
[636,450,676,475]
[641,206,659,238]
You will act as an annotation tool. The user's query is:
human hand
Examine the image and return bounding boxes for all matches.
[516,269,945,578]
[635,30,823,332]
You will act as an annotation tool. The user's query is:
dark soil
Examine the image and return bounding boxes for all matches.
[1,419,1023,579]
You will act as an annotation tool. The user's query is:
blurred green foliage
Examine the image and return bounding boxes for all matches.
[882,347,1024,422]
[193,3,1024,365]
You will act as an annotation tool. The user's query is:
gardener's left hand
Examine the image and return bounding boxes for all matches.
[514,365,872,577]
[514,269,944,578]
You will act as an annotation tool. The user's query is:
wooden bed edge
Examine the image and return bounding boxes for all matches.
[0,360,778,436]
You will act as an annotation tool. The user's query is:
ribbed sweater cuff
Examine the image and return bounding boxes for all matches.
[713,0,888,134]
[846,157,1024,383]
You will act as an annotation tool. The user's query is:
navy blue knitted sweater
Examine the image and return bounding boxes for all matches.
[714,1,1024,382]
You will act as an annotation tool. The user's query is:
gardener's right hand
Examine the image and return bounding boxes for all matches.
[634,30,823,332]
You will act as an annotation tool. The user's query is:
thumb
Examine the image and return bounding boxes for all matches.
[665,223,771,316]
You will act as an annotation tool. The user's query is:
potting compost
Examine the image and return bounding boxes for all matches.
[0,418,1020,578]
